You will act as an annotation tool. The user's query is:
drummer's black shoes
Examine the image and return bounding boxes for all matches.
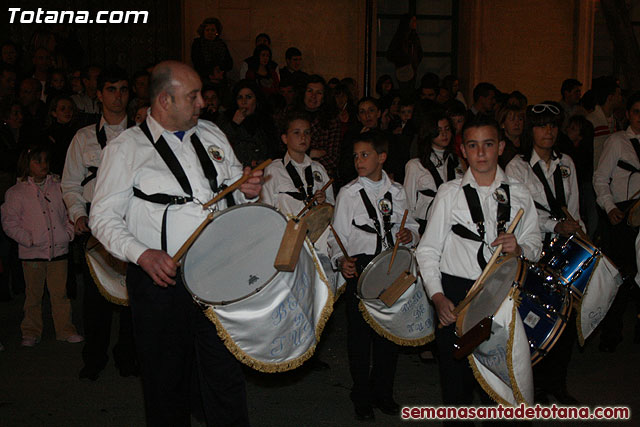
[550,389,579,405]
[372,397,400,416]
[353,402,375,421]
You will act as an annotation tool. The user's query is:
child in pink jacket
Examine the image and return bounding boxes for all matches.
[1,145,83,347]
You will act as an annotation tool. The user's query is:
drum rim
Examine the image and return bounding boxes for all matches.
[181,203,287,306]
[356,246,412,299]
[519,266,572,365]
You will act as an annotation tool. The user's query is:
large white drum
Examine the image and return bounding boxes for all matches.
[85,236,128,306]
[181,203,333,373]
[457,255,534,406]
[357,247,434,346]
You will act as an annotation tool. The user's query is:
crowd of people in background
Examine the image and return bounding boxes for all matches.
[0,16,638,420]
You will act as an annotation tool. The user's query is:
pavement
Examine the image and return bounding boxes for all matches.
[0,274,639,427]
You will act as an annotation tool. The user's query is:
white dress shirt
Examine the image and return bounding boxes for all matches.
[403,151,462,231]
[328,171,419,267]
[505,150,584,235]
[89,114,250,264]
[61,116,128,222]
[71,93,101,115]
[415,167,541,299]
[593,127,640,214]
[260,153,334,215]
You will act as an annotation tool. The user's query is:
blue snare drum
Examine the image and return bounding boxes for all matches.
[538,235,600,299]
[517,263,571,365]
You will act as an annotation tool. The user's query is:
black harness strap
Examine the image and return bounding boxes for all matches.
[420,155,444,188]
[189,133,235,208]
[531,161,566,220]
[446,154,458,181]
[80,120,111,187]
[284,162,314,202]
[452,183,511,269]
[353,189,394,255]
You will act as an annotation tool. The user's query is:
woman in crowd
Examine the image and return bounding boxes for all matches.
[191,17,233,79]
[216,80,280,167]
[245,45,280,98]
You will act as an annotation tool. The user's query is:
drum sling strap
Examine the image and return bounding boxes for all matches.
[284,161,314,202]
[133,121,235,251]
[531,161,566,245]
[417,154,458,234]
[452,183,510,269]
[616,138,640,204]
[81,119,135,187]
[352,189,394,255]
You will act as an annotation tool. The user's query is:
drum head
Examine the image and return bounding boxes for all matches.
[182,204,287,305]
[357,247,413,299]
[460,256,521,335]
[628,199,640,227]
[303,204,334,243]
[85,236,128,306]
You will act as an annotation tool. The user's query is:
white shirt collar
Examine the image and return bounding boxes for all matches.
[461,166,507,193]
[284,152,312,168]
[357,170,392,196]
[99,115,127,132]
[529,149,560,170]
[145,113,198,143]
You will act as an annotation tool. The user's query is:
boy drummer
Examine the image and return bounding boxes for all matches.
[261,110,334,216]
[415,115,541,408]
[329,130,419,421]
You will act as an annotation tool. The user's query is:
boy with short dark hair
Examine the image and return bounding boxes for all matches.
[416,115,541,407]
[329,130,419,421]
[280,47,306,83]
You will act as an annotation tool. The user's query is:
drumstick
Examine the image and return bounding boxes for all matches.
[561,207,590,242]
[296,179,334,218]
[329,224,358,277]
[387,209,409,274]
[202,159,272,209]
[450,208,524,317]
[172,211,215,263]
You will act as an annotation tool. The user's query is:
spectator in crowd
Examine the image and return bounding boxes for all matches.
[31,47,51,102]
[279,47,306,84]
[442,74,466,107]
[127,70,150,122]
[0,65,17,104]
[217,79,280,167]
[588,76,623,169]
[191,17,233,79]
[240,33,276,79]
[1,145,83,347]
[45,96,78,176]
[18,78,47,143]
[71,65,101,118]
[497,104,525,168]
[559,78,584,128]
[468,82,497,120]
[245,45,280,98]
[387,15,422,95]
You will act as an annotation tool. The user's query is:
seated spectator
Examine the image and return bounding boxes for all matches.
[191,17,233,79]
[300,75,342,179]
[45,69,70,106]
[333,83,357,132]
[216,80,281,167]
[375,74,394,107]
[200,84,221,123]
[559,79,585,128]
[445,99,467,161]
[30,47,51,102]
[341,77,359,103]
[1,41,20,72]
[240,33,277,79]
[279,47,306,84]
[506,90,527,110]
[245,45,280,98]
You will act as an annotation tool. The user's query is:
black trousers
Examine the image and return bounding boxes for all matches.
[81,240,136,370]
[435,273,476,406]
[599,211,640,348]
[533,314,576,395]
[127,264,249,427]
[345,254,399,404]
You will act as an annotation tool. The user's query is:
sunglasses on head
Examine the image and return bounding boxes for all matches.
[531,103,560,115]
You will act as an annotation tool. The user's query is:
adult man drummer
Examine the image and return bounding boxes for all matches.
[90,61,263,426]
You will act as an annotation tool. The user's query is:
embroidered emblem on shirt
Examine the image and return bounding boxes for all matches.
[493,187,508,204]
[208,146,224,162]
[313,170,323,183]
[560,165,571,178]
[378,198,392,215]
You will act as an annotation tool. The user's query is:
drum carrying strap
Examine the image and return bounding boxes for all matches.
[133,121,234,251]
[452,183,511,269]
[80,119,129,187]
[284,162,314,202]
[616,138,640,175]
[417,153,458,234]
[352,189,394,255]
[532,160,567,246]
